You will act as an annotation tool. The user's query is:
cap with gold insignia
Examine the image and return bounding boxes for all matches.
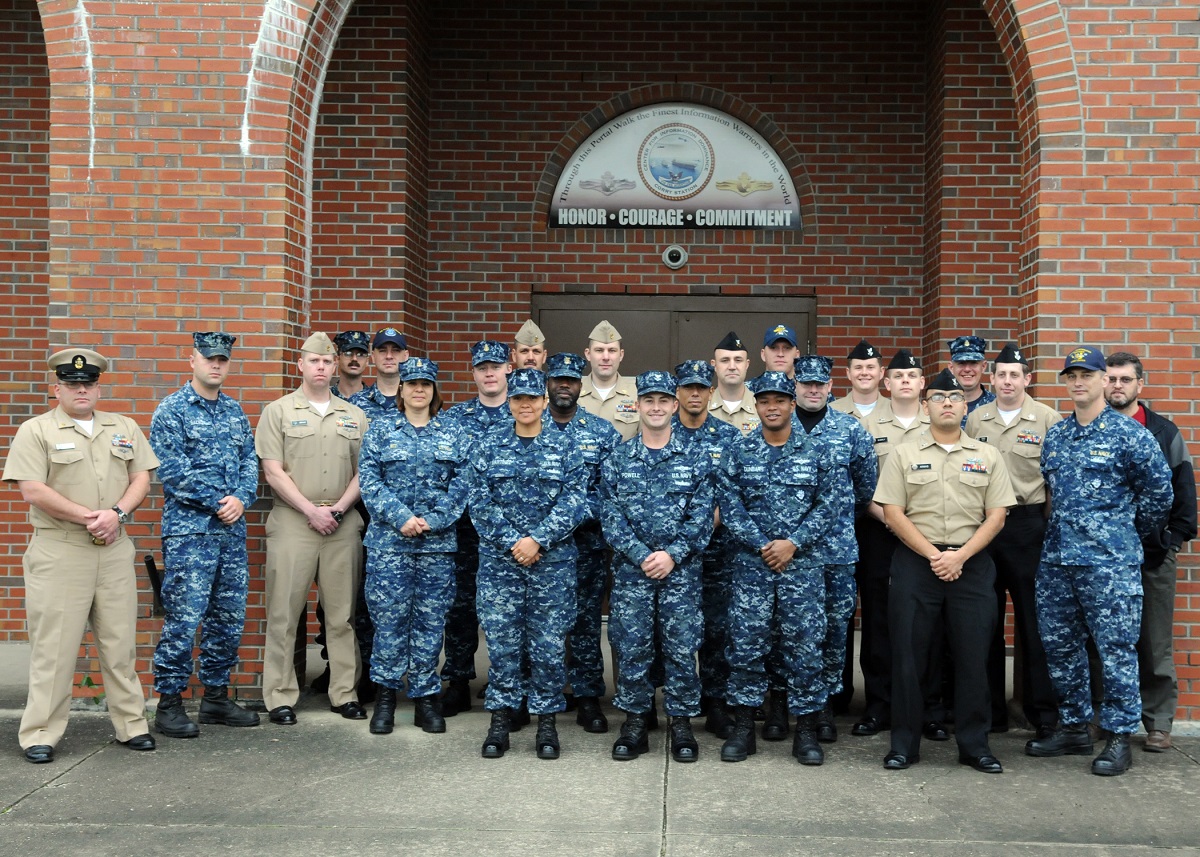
[372,328,407,350]
[515,319,546,348]
[301,332,337,355]
[948,335,987,363]
[636,370,677,398]
[715,331,747,353]
[927,368,964,393]
[763,323,798,348]
[50,348,108,382]
[193,331,235,359]
[749,371,797,400]
[887,349,920,371]
[399,357,438,383]
[1060,345,1106,375]
[507,368,546,397]
[674,359,714,388]
[794,354,833,384]
[471,340,510,367]
[587,320,622,344]
[848,339,880,362]
[995,342,1028,367]
[334,330,371,354]
[545,352,584,380]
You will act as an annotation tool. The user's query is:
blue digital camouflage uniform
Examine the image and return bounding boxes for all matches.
[440,395,514,683]
[1039,403,1172,735]
[469,422,586,714]
[602,427,715,717]
[150,382,258,694]
[359,408,469,698]
[718,426,834,716]
[542,406,620,699]
[673,412,739,699]
[349,384,398,422]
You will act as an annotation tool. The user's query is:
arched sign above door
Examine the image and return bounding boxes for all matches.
[550,102,802,232]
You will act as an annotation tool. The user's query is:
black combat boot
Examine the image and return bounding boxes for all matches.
[612,713,650,761]
[815,707,837,743]
[669,716,699,763]
[762,689,789,741]
[1024,723,1094,757]
[535,714,561,760]
[481,709,511,758]
[703,696,733,739]
[576,696,608,733]
[440,679,472,717]
[370,686,396,735]
[198,685,260,727]
[792,713,825,765]
[414,695,446,734]
[155,693,200,738]
[1092,734,1133,776]
[720,706,758,762]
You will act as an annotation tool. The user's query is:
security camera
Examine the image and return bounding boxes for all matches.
[662,245,688,269]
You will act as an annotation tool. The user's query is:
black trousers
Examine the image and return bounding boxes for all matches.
[889,543,996,757]
[986,506,1058,729]
[853,517,899,721]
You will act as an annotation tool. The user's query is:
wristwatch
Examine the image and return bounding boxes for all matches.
[331,510,345,524]
[111,505,130,526]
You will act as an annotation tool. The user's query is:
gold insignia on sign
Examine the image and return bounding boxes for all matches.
[716,172,774,197]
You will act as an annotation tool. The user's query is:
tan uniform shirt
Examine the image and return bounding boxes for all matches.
[2,406,159,533]
[579,373,640,440]
[832,393,892,426]
[255,390,366,503]
[964,396,1062,506]
[874,430,1016,546]
[708,387,761,436]
[863,405,929,468]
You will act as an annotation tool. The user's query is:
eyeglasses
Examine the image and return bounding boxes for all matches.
[60,381,98,391]
[927,392,966,404]
[1106,375,1139,386]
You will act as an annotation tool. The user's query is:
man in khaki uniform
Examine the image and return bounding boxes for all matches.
[832,339,892,425]
[256,332,368,725]
[874,369,1015,773]
[965,343,1062,737]
[3,348,159,763]
[513,319,547,370]
[579,319,639,440]
[708,331,760,436]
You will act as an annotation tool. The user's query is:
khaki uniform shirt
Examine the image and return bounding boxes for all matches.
[579,373,640,440]
[832,393,892,427]
[863,405,929,468]
[2,406,159,534]
[707,387,761,436]
[964,396,1062,506]
[873,430,1016,546]
[255,390,367,504]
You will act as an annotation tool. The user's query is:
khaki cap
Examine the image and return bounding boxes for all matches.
[49,348,108,380]
[515,319,546,347]
[587,319,622,344]
[301,332,336,355]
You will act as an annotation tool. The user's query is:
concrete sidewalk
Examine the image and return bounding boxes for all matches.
[1,642,1198,856]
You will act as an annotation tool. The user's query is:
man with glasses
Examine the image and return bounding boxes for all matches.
[874,370,1014,773]
[1103,352,1194,753]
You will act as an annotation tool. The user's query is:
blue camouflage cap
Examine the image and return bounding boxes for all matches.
[545,352,584,380]
[749,371,797,400]
[334,330,370,354]
[399,357,438,383]
[471,340,510,367]
[948,335,987,363]
[794,354,833,383]
[636,370,677,397]
[1059,345,1106,375]
[673,359,714,388]
[372,327,408,350]
[763,323,798,348]
[507,367,545,397]
[193,331,234,359]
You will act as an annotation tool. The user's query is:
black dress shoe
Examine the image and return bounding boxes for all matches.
[331,701,367,720]
[23,744,53,764]
[959,753,1003,774]
[851,716,888,736]
[268,705,297,725]
[123,734,156,751]
[883,750,917,770]
[923,720,949,741]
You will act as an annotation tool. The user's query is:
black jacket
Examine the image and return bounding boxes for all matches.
[1141,402,1197,568]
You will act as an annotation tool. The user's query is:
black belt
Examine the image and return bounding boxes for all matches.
[932,544,963,551]
[1008,504,1044,518]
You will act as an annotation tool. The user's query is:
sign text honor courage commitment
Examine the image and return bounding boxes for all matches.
[555,208,796,228]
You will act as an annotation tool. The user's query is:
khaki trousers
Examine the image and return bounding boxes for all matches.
[262,507,364,709]
[20,531,149,748]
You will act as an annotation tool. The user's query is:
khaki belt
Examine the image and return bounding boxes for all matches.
[34,528,124,547]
